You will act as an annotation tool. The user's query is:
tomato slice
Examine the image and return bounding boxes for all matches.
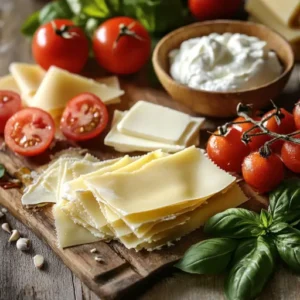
[4,108,55,156]
[0,90,22,133]
[60,93,109,141]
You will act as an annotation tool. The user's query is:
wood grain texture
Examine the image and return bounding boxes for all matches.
[1,1,300,300]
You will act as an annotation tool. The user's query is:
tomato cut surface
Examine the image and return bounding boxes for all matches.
[0,90,22,133]
[4,108,55,156]
[60,93,109,141]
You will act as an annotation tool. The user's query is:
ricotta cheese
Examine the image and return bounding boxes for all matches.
[169,33,282,92]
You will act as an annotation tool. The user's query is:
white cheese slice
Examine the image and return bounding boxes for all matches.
[53,202,100,248]
[105,111,203,153]
[9,63,45,105]
[117,101,195,144]
[0,75,20,94]
[85,147,235,219]
[97,76,121,104]
[30,66,125,113]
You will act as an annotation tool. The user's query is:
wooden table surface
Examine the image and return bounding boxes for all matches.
[1,1,300,299]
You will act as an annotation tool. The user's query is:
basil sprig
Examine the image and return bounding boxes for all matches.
[176,178,300,300]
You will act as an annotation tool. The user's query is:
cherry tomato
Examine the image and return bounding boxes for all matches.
[188,0,242,21]
[242,152,284,193]
[32,19,89,73]
[60,93,109,141]
[0,90,22,133]
[262,108,296,152]
[281,134,300,173]
[293,100,300,130]
[93,17,151,74]
[232,117,270,151]
[4,108,55,156]
[206,127,250,173]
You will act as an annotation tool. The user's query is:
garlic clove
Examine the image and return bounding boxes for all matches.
[16,238,30,251]
[94,256,104,263]
[1,223,11,233]
[1,208,7,213]
[33,255,45,269]
[90,248,97,253]
[9,229,20,242]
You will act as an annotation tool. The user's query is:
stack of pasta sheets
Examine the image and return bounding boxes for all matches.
[21,147,247,251]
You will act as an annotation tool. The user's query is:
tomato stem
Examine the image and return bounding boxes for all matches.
[212,100,300,155]
[51,21,78,39]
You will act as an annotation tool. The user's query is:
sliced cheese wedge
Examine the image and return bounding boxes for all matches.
[9,63,45,105]
[85,147,235,219]
[105,111,203,153]
[117,101,200,144]
[97,76,121,104]
[31,66,124,114]
[0,75,20,94]
[53,202,100,248]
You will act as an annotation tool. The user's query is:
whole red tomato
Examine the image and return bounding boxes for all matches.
[206,127,250,173]
[262,108,296,152]
[281,134,300,174]
[32,19,89,73]
[232,117,270,151]
[293,100,300,130]
[93,17,151,75]
[188,0,242,20]
[242,152,284,193]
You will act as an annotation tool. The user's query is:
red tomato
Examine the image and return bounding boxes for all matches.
[206,127,250,173]
[0,91,22,133]
[232,117,270,151]
[93,17,151,74]
[60,93,109,141]
[242,152,284,193]
[4,108,55,156]
[293,100,300,130]
[188,0,242,20]
[32,19,89,73]
[262,108,296,152]
[281,134,300,173]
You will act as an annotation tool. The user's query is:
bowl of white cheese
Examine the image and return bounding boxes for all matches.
[153,20,294,117]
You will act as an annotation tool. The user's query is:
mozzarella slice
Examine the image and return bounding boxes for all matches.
[31,66,124,114]
[0,75,20,94]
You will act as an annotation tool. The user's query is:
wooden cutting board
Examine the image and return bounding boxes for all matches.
[0,80,268,300]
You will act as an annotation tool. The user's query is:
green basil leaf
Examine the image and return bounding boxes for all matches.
[21,11,41,37]
[225,236,277,300]
[204,208,264,239]
[123,0,187,33]
[269,178,300,223]
[39,0,74,24]
[0,164,5,179]
[260,209,272,228]
[82,0,110,18]
[175,238,238,274]
[276,227,300,272]
[65,0,83,14]
[269,222,290,234]
[231,239,257,264]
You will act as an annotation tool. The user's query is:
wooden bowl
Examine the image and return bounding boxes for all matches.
[153,20,294,117]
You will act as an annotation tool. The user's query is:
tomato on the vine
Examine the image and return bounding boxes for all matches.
[4,108,55,156]
[242,152,284,193]
[60,93,109,141]
[32,19,89,73]
[188,0,242,21]
[232,117,270,151]
[93,17,151,75]
[0,90,22,133]
[206,127,250,173]
[293,100,300,130]
[281,135,300,174]
[262,108,296,152]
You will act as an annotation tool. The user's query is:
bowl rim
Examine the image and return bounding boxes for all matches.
[152,19,295,95]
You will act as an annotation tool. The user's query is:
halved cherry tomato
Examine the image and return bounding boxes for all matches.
[232,117,270,151]
[293,100,300,130]
[32,19,89,73]
[206,127,250,173]
[242,152,284,193]
[93,17,151,74]
[0,90,22,133]
[281,134,300,173]
[262,108,296,152]
[60,93,109,141]
[4,108,55,156]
